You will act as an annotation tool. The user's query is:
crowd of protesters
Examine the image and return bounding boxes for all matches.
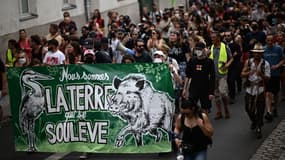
[1,0,285,159]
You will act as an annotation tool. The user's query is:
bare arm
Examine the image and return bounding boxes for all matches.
[271,58,285,70]
[174,114,182,147]
[182,77,190,99]
[241,59,250,78]
[146,39,153,50]
[197,113,214,137]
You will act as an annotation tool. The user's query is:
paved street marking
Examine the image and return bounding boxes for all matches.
[44,152,70,160]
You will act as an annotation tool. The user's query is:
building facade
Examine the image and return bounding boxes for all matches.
[0,0,140,59]
[0,0,186,60]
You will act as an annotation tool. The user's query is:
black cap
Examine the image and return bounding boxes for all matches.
[195,42,206,50]
[101,37,109,44]
[117,28,125,33]
[48,39,59,47]
[82,38,94,49]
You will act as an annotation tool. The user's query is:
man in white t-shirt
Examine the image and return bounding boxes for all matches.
[43,39,65,65]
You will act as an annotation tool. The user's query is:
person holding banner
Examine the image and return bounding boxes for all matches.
[174,98,213,160]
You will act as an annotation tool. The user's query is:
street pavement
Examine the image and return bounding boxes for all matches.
[0,91,285,160]
[250,118,285,160]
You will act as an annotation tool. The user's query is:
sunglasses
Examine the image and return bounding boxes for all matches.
[170,31,180,35]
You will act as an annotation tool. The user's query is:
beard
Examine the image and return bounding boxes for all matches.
[136,48,144,53]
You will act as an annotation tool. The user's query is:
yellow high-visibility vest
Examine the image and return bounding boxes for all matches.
[7,49,16,67]
[209,42,228,74]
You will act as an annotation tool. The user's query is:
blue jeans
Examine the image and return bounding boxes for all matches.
[184,150,207,160]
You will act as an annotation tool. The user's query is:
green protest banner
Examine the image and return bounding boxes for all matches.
[7,63,175,153]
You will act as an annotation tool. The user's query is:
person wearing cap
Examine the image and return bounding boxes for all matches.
[160,43,179,72]
[159,44,182,113]
[174,98,213,160]
[263,33,285,121]
[83,49,96,64]
[101,37,113,59]
[43,39,66,65]
[93,40,112,63]
[241,43,270,139]
[182,42,215,114]
[58,11,77,36]
[153,50,165,63]
[82,38,94,50]
[116,28,126,42]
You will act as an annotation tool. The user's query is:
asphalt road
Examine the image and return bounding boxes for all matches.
[1,91,284,160]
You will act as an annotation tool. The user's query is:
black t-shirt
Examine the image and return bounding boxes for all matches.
[31,46,43,62]
[95,51,112,63]
[134,51,152,63]
[266,13,278,26]
[228,42,242,69]
[168,42,188,63]
[186,57,215,95]
[0,60,5,90]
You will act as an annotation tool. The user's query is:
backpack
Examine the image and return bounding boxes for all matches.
[181,112,213,146]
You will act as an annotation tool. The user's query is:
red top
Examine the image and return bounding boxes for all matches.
[19,38,32,61]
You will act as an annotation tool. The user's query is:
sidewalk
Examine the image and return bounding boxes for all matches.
[250,117,285,160]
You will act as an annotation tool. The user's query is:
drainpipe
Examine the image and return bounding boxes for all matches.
[84,0,90,22]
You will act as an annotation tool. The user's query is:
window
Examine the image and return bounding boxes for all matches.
[19,0,38,21]
[62,0,77,11]
[21,0,29,14]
